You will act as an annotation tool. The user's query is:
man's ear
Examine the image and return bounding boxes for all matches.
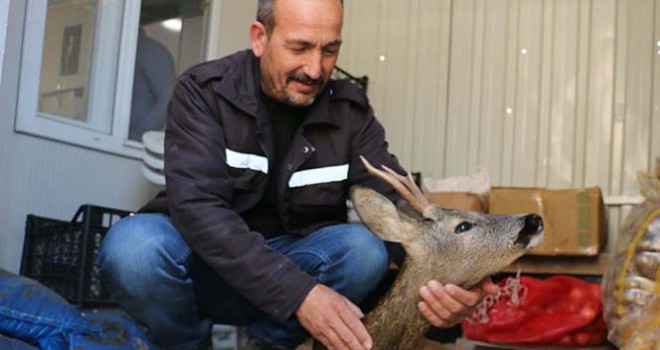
[250,21,268,57]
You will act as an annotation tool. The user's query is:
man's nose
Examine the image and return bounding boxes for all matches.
[303,50,323,80]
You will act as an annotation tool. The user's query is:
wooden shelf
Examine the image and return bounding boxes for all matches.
[501,253,612,276]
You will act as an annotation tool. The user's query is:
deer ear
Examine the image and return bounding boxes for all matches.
[351,186,405,242]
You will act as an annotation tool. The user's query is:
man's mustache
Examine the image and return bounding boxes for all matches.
[288,71,325,87]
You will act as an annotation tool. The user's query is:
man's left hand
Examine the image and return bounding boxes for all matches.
[417,277,499,328]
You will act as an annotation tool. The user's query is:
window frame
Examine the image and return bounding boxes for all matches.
[15,0,146,159]
[0,0,8,84]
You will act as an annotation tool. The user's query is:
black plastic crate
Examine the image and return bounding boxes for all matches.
[20,205,131,306]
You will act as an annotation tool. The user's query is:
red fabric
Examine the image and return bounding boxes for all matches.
[462,276,607,346]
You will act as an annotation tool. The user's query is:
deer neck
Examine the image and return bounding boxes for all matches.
[363,258,443,350]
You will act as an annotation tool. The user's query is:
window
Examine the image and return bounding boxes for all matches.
[128,2,207,141]
[16,0,208,158]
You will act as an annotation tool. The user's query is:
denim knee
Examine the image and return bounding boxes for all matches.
[340,224,389,279]
[317,224,389,302]
[99,214,190,300]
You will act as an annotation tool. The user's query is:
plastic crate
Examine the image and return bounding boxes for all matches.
[20,205,132,306]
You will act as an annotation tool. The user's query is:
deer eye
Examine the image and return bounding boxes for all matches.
[455,222,473,234]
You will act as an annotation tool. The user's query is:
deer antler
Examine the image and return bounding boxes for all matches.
[359,155,432,216]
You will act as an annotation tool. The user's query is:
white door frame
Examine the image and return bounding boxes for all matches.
[0,0,9,85]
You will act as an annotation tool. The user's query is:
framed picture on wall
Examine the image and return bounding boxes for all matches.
[60,25,82,76]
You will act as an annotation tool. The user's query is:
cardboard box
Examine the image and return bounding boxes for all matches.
[489,187,607,256]
[425,192,485,212]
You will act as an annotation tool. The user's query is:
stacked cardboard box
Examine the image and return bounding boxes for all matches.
[489,187,607,256]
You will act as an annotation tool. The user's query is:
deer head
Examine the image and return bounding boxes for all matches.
[348,157,544,349]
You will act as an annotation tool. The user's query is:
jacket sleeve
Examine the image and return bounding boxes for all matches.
[164,75,316,323]
[348,105,406,204]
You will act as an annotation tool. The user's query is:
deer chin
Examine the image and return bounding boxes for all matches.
[527,229,544,248]
[514,229,544,249]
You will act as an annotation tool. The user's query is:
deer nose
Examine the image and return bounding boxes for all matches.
[515,214,543,247]
[523,214,543,234]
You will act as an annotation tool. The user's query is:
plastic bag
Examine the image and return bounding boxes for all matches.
[422,168,491,196]
[0,269,155,349]
[462,275,606,346]
[601,158,660,349]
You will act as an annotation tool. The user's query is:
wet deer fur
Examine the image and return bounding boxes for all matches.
[315,157,544,350]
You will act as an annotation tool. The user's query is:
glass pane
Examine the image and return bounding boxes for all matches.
[128,0,206,141]
[37,0,97,123]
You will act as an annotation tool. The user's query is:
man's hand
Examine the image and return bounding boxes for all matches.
[296,284,372,350]
[418,277,499,328]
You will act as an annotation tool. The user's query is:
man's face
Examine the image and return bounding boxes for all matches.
[251,0,343,107]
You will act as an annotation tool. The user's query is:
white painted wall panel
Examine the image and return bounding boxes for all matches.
[655,2,660,163]
[511,0,543,187]
[341,0,659,248]
[622,0,654,196]
[207,0,255,60]
[446,0,477,178]
[476,0,510,186]
[410,0,452,176]
[584,0,616,189]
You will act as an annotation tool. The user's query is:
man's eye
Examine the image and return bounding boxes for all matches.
[323,47,339,56]
[291,47,306,53]
[455,222,473,234]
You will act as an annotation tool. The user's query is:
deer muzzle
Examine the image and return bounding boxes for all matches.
[514,214,544,248]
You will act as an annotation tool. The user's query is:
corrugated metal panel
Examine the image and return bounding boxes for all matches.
[655,1,660,161]
[340,0,658,248]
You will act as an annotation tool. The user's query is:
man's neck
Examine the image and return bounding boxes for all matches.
[260,89,311,114]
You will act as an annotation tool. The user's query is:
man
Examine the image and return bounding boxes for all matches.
[99,0,497,349]
[128,27,176,141]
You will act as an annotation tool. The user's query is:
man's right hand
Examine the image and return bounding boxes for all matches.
[295,284,372,350]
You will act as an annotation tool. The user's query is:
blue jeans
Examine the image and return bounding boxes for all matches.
[98,214,389,350]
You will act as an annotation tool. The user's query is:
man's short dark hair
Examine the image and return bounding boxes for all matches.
[257,0,343,35]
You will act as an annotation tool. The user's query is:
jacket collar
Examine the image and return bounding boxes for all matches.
[213,51,262,118]
[214,50,340,129]
[301,85,340,129]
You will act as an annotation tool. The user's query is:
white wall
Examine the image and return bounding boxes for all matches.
[206,0,255,60]
[0,2,160,273]
[339,0,660,248]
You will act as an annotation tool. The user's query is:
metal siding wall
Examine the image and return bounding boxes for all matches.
[410,0,452,176]
[548,0,579,188]
[381,0,413,158]
[655,0,660,161]
[477,0,510,186]
[584,0,616,190]
[446,0,477,178]
[622,0,653,196]
[341,0,658,248]
[655,1,660,162]
[512,0,543,188]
